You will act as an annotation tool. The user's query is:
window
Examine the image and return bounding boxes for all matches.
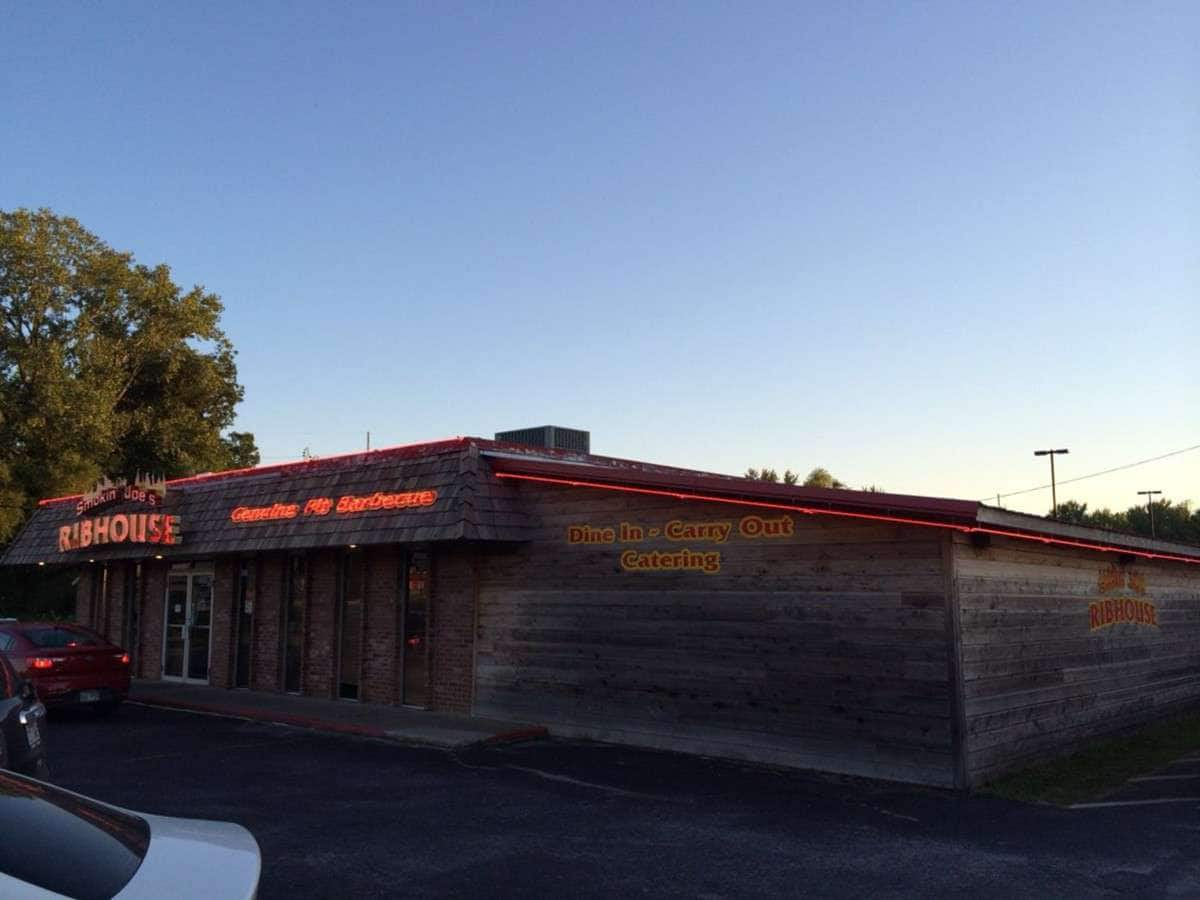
[0,771,149,898]
[22,627,103,649]
[0,633,14,652]
[338,551,364,700]
[283,554,306,693]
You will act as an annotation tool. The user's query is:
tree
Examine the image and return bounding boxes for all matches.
[745,466,844,488]
[1051,500,1092,525]
[802,467,845,489]
[0,208,257,542]
[745,467,799,485]
[223,432,261,469]
[1045,498,1199,545]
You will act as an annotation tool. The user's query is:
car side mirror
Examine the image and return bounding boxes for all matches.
[19,679,35,703]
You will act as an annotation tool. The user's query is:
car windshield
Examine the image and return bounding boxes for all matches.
[0,770,149,899]
[22,627,105,649]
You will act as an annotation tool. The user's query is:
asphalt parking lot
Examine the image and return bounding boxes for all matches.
[45,704,1200,898]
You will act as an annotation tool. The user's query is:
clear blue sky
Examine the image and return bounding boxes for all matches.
[4,2,1197,515]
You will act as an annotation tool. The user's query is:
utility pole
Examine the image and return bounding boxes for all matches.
[1137,490,1162,538]
[366,431,371,452]
[1033,448,1069,518]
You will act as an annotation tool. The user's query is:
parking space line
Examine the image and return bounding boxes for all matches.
[124,738,303,763]
[503,764,683,802]
[1127,774,1200,782]
[1069,798,1200,809]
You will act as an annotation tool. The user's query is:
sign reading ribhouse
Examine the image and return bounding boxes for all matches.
[1089,564,1158,630]
[59,474,181,552]
[59,513,181,552]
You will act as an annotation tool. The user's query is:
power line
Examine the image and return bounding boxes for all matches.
[987,442,1200,503]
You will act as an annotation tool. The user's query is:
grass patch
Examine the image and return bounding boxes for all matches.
[980,707,1200,807]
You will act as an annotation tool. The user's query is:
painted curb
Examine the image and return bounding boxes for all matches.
[127,696,544,750]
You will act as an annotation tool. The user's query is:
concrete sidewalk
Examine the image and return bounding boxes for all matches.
[129,680,547,749]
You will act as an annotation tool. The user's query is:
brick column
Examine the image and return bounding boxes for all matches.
[210,559,237,689]
[253,555,284,692]
[429,546,476,713]
[361,545,399,704]
[303,550,338,698]
[138,561,167,680]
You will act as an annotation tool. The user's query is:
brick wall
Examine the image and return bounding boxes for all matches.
[303,550,338,698]
[253,555,284,692]
[429,546,476,713]
[137,562,166,680]
[210,559,237,689]
[361,546,399,704]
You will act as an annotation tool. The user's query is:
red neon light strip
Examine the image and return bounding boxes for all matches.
[494,472,1200,566]
[38,436,469,506]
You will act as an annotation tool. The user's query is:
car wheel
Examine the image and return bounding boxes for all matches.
[96,699,122,717]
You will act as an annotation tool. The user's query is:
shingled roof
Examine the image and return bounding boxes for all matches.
[1,439,532,566]
[6,435,1199,567]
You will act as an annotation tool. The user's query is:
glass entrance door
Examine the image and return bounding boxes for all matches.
[162,569,213,683]
[187,575,212,680]
[163,576,188,678]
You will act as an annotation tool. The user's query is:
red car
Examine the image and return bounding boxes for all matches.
[0,622,131,713]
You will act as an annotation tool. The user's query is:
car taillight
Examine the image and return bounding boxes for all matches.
[115,652,130,665]
[28,657,54,670]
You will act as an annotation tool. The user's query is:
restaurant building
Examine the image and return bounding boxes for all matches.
[3,431,1198,788]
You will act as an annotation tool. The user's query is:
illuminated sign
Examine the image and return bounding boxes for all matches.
[1089,564,1157,631]
[567,514,794,576]
[76,474,166,517]
[58,513,182,552]
[230,489,438,524]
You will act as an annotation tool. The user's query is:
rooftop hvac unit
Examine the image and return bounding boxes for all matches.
[495,426,590,453]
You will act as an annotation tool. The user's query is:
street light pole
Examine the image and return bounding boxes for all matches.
[1034,448,1070,518]
[1137,490,1162,538]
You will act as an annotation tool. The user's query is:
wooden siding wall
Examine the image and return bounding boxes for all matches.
[474,485,958,786]
[953,534,1200,784]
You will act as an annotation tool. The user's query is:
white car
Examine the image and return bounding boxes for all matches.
[0,768,260,899]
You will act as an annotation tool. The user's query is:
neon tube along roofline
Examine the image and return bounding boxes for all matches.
[494,471,1200,566]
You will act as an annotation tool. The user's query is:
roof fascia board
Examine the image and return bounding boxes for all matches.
[976,506,1200,558]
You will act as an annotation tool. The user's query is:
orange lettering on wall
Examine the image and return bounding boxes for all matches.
[1088,598,1159,632]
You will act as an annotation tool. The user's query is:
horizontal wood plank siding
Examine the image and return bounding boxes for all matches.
[953,534,1200,784]
[474,484,956,786]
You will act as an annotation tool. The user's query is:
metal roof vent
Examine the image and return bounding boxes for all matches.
[495,426,590,453]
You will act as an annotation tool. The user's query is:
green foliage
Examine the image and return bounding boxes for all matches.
[222,431,261,469]
[1049,498,1199,544]
[745,466,847,488]
[745,468,800,485]
[0,208,257,542]
[802,467,845,489]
